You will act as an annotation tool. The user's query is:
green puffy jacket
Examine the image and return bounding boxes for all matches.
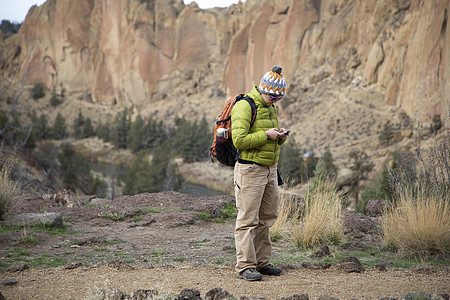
[231,86,286,166]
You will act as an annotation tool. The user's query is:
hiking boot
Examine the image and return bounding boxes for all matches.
[258,264,282,276]
[238,268,263,281]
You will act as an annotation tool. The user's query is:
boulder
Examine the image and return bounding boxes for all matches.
[331,256,365,273]
[177,288,201,300]
[365,199,391,217]
[343,210,381,235]
[2,212,63,228]
[204,287,235,300]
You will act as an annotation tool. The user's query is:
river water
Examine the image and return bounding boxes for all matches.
[89,161,226,199]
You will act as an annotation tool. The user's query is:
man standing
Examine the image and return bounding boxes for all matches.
[231,65,289,281]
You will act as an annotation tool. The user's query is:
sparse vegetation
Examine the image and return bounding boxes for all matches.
[98,211,127,221]
[290,177,343,249]
[0,151,19,220]
[382,190,450,258]
[382,128,450,259]
[270,189,300,242]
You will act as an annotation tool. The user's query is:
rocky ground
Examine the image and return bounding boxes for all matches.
[0,191,448,299]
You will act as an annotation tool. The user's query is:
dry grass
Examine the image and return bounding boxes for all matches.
[0,151,19,220]
[270,190,302,242]
[382,190,450,259]
[275,177,343,249]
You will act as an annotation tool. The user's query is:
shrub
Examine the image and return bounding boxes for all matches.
[388,127,449,201]
[0,153,19,220]
[383,127,450,258]
[290,176,343,249]
[31,83,45,99]
[270,188,302,242]
[382,190,450,258]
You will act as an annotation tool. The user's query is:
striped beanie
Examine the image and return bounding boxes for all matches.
[259,65,287,96]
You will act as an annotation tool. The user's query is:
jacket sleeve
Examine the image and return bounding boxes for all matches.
[231,100,267,150]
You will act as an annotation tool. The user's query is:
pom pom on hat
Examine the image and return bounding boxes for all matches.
[259,65,287,96]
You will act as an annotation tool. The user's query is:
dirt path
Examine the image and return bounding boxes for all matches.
[1,264,449,299]
[1,191,449,299]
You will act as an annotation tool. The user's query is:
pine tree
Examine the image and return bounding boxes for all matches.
[279,142,303,185]
[128,115,145,152]
[111,109,130,149]
[58,142,91,191]
[378,121,394,146]
[52,113,67,140]
[82,117,95,138]
[315,147,338,179]
[35,113,50,140]
[346,149,374,207]
[73,110,85,139]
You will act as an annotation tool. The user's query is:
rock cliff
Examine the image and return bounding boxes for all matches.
[1,0,449,167]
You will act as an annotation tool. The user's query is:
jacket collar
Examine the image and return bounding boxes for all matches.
[248,86,269,107]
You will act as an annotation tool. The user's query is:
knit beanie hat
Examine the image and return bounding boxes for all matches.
[259,65,287,96]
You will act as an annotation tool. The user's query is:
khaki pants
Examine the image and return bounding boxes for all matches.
[234,162,279,273]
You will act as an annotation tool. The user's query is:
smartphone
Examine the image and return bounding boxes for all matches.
[281,130,290,135]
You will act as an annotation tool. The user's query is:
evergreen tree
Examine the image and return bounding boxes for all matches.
[279,142,303,185]
[111,109,130,149]
[83,117,95,138]
[345,149,374,207]
[31,83,45,99]
[35,113,50,140]
[52,113,67,140]
[173,116,211,162]
[50,86,62,107]
[58,142,91,191]
[378,121,394,146]
[73,110,85,138]
[123,153,154,195]
[128,115,146,152]
[301,151,318,182]
[95,118,112,142]
[315,147,338,179]
[431,114,442,135]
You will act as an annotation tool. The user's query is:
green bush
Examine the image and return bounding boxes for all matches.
[31,83,46,99]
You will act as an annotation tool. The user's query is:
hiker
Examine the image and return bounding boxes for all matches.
[231,65,289,281]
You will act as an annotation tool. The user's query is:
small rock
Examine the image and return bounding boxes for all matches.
[2,278,18,286]
[365,199,391,217]
[5,263,29,272]
[2,212,63,228]
[317,296,339,300]
[281,294,309,300]
[177,288,201,300]
[410,264,436,274]
[403,291,432,300]
[65,262,83,269]
[310,245,331,258]
[205,287,235,300]
[128,289,159,298]
[374,263,388,272]
[301,262,332,270]
[341,241,369,251]
[331,256,364,273]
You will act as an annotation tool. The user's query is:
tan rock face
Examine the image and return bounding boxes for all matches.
[6,0,449,123]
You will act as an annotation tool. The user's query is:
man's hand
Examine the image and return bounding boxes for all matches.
[279,128,289,139]
[266,128,285,140]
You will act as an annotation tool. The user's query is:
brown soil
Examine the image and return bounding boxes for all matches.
[1,191,448,299]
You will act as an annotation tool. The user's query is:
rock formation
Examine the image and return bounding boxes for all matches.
[3,0,447,123]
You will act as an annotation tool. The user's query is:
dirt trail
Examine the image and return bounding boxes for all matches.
[2,264,449,299]
[1,191,448,299]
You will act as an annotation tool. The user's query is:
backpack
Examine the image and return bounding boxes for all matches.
[210,94,257,166]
